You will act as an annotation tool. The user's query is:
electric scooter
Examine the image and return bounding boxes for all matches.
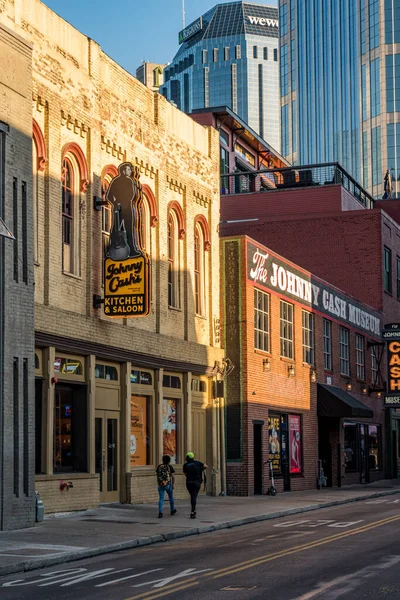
[266,459,277,496]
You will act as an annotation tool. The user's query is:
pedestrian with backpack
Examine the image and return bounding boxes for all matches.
[183,452,207,519]
[156,455,177,518]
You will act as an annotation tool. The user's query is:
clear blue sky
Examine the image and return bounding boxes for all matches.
[43,0,277,76]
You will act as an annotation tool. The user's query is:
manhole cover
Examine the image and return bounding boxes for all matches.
[220,586,257,591]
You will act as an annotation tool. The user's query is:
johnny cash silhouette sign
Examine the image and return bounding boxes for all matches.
[104,162,151,317]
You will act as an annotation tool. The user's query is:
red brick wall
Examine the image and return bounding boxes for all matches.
[220,211,384,311]
[221,186,366,223]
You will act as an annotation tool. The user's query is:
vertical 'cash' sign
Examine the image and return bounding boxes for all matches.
[104,162,151,317]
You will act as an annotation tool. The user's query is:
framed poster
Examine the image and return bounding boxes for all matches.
[130,396,149,466]
[289,414,302,474]
[162,398,179,464]
[268,414,281,473]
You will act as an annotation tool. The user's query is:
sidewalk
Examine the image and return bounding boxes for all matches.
[1,479,400,577]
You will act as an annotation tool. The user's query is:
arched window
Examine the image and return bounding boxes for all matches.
[194,223,205,316]
[139,193,151,254]
[193,215,211,316]
[32,140,39,263]
[168,211,180,308]
[61,143,88,275]
[32,120,46,264]
[62,157,75,273]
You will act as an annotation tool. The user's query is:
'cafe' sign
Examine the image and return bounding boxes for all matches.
[247,241,381,336]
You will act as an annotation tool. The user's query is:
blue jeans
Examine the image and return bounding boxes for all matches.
[158,483,175,513]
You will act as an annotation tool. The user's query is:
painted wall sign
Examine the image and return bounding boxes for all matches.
[179,17,202,44]
[104,163,151,317]
[247,241,381,336]
[385,340,400,406]
[382,323,400,340]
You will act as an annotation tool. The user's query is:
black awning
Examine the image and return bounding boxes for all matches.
[317,383,373,418]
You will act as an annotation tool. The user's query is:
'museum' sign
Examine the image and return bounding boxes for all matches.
[104,162,151,317]
[247,241,381,336]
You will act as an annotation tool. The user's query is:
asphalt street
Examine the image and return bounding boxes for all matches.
[1,495,400,600]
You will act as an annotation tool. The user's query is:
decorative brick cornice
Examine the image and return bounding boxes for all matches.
[61,110,88,138]
[134,157,157,180]
[100,135,126,161]
[32,92,46,113]
[166,175,185,194]
[193,190,211,208]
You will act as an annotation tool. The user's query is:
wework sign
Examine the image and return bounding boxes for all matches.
[247,241,381,336]
[247,15,278,28]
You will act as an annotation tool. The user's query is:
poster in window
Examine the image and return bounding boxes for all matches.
[268,415,281,472]
[163,398,178,464]
[130,396,148,466]
[289,415,302,474]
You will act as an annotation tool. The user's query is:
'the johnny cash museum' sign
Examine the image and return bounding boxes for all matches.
[104,162,150,317]
[247,241,381,336]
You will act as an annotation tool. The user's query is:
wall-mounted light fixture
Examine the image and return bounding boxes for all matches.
[361,384,368,395]
[346,381,352,392]
[263,358,271,372]
[310,369,317,383]
[376,391,382,398]
[288,364,295,378]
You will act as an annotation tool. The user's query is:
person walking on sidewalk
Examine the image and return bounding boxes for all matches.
[183,452,207,519]
[156,455,177,518]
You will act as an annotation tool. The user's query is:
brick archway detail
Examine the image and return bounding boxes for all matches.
[168,200,185,240]
[142,184,158,227]
[194,214,211,251]
[62,142,89,193]
[32,119,47,172]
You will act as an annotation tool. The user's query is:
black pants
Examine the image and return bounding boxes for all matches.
[186,481,201,512]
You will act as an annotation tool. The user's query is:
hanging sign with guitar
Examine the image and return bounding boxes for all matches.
[104,162,151,317]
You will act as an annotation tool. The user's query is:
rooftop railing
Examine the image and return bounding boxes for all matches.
[220,162,374,210]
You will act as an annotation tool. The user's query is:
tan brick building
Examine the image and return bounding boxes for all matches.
[0,0,224,514]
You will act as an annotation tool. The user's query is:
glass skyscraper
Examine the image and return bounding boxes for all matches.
[162,1,281,150]
[280,0,400,199]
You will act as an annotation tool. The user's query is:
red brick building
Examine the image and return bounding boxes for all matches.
[222,235,383,495]
[220,165,400,482]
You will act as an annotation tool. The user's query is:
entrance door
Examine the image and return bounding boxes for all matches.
[253,423,263,494]
[95,410,120,503]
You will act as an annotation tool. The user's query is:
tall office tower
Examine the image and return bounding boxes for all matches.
[161,1,280,149]
[280,0,400,199]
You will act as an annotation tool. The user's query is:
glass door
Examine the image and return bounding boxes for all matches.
[95,410,120,503]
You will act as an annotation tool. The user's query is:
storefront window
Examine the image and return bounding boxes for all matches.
[95,363,118,381]
[368,425,381,470]
[130,396,151,466]
[54,357,83,376]
[54,385,87,473]
[163,375,181,389]
[163,398,179,463]
[131,370,152,385]
[344,423,359,471]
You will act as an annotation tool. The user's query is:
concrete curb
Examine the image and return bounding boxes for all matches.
[0,487,399,578]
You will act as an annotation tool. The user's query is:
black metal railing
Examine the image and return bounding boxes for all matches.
[220,162,374,209]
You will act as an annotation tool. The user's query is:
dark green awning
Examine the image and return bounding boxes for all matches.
[317,383,373,419]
